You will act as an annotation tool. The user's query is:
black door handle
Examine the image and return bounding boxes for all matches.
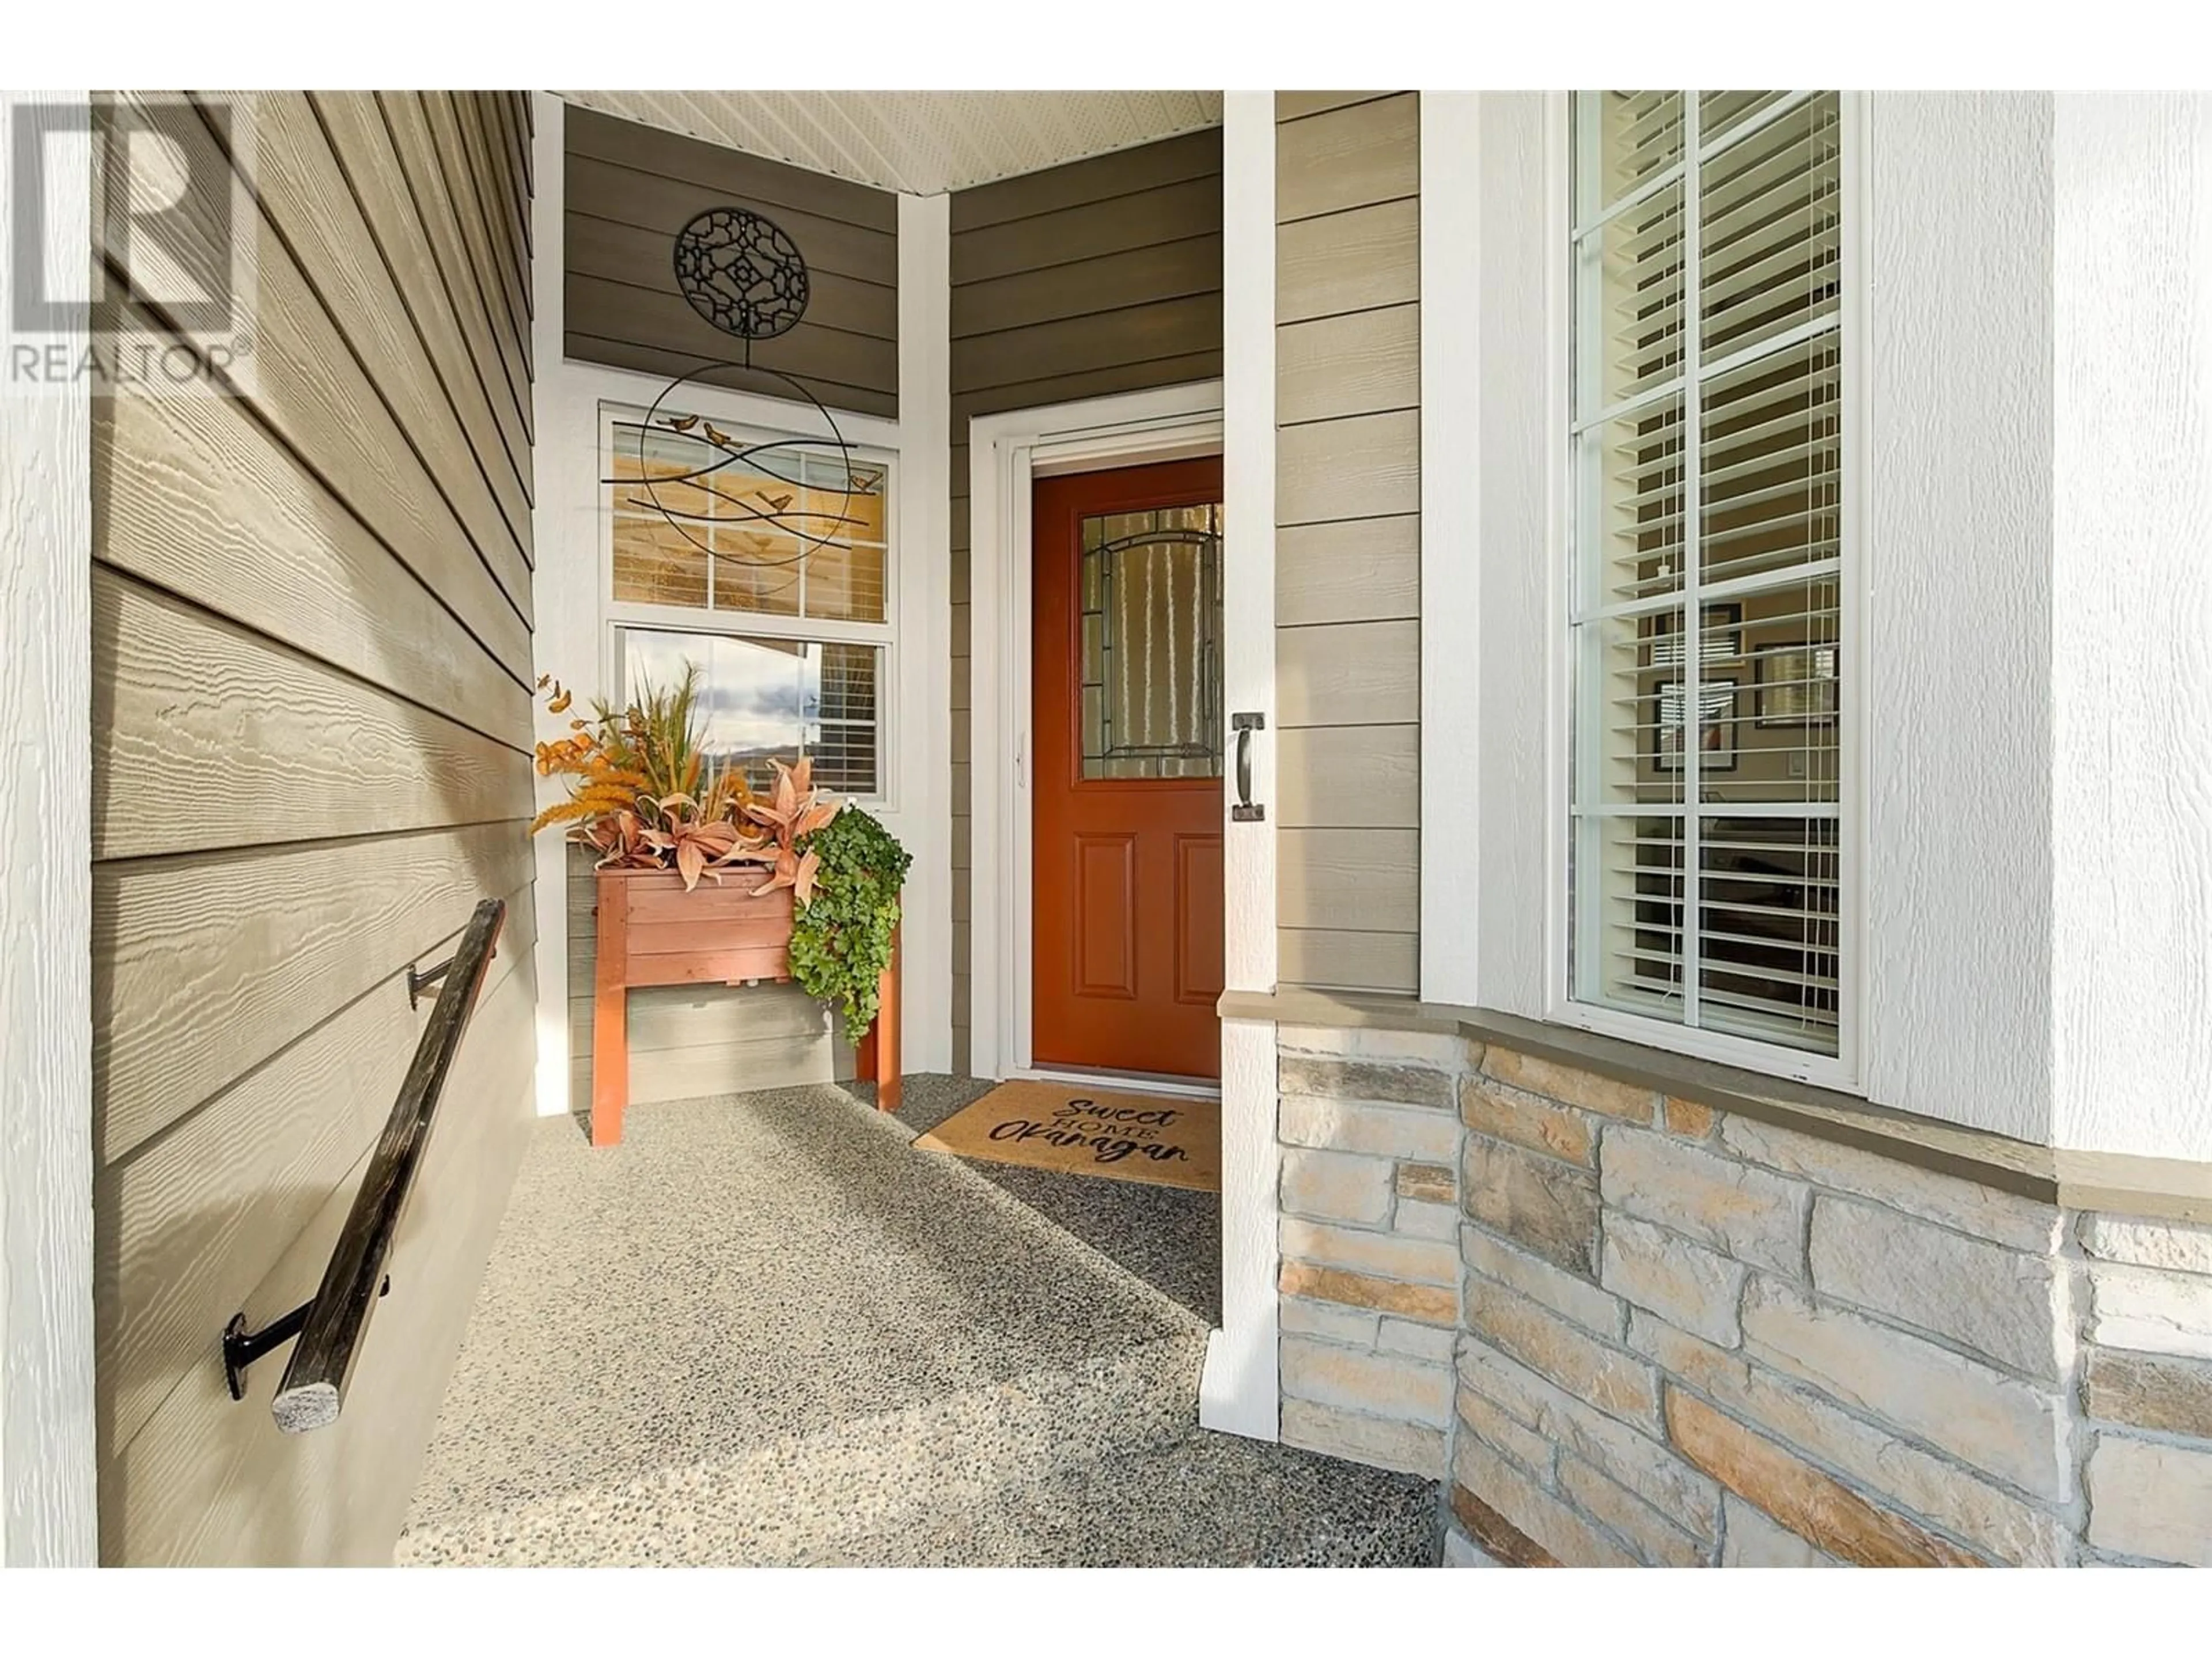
[1232,712,1264,823]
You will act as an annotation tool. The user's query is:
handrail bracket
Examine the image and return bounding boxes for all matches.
[222,1277,389,1402]
[407,953,457,1009]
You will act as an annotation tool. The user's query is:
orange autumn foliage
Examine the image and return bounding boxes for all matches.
[527,665,839,893]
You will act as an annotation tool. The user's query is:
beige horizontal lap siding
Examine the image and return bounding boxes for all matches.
[1275,92,1421,997]
[91,90,537,1565]
[946,128,1225,1074]
[561,104,899,418]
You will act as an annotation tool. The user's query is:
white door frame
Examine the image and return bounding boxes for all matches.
[966,381,1226,1088]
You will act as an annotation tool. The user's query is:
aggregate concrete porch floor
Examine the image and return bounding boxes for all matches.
[398,1079,1436,1567]
[889,1074,1225,1327]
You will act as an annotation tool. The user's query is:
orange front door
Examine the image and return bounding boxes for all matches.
[1032,458,1225,1081]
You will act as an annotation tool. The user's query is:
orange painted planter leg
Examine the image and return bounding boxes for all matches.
[591,873,630,1147]
[857,921,903,1113]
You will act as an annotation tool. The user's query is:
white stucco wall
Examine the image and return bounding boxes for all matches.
[1427,92,2212,1162]
[1861,93,2057,1146]
[2050,94,2212,1161]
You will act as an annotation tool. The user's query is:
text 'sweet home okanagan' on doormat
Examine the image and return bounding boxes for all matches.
[915,1081,1221,1193]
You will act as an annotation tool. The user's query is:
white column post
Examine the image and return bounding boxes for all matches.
[2049,93,2212,1162]
[1202,89,1281,1442]
[527,90,579,1119]
[897,190,953,1075]
[0,89,99,1566]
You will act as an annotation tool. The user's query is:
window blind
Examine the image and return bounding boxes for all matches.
[604,403,895,798]
[1569,90,1846,1059]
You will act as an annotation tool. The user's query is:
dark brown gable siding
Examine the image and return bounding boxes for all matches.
[562,104,899,416]
[945,128,1225,1073]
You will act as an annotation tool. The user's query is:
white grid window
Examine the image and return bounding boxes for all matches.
[1567,92,1850,1062]
[602,402,894,798]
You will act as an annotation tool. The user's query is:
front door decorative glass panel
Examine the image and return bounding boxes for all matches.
[1078,505,1224,780]
[1033,459,1226,1081]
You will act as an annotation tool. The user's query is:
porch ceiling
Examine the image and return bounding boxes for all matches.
[556,90,1222,196]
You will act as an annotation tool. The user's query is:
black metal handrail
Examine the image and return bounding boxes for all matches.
[222,897,507,1432]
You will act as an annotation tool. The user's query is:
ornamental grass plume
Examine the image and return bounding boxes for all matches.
[526,664,840,893]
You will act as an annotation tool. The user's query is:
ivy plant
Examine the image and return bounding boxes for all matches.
[789,805,913,1040]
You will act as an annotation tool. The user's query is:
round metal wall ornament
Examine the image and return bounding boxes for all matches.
[602,202,871,620]
[672,206,810,341]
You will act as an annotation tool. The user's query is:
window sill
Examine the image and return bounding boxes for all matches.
[1218,986,2212,1224]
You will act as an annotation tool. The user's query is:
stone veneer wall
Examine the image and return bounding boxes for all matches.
[1275,1025,1469,1478]
[1273,1024,2212,1567]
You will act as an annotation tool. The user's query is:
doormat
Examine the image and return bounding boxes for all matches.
[915,1081,1220,1194]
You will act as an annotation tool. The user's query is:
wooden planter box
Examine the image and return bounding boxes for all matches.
[590,866,900,1146]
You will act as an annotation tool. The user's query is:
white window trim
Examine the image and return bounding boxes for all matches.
[597,401,902,809]
[537,363,947,1103]
[1422,92,1869,1095]
[1540,92,1577,1056]
[1550,90,1869,1094]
